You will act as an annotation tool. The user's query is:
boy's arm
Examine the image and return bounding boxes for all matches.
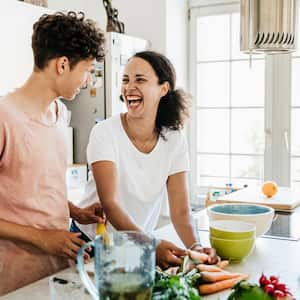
[0,218,85,260]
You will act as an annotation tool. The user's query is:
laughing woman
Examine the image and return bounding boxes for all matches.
[74,51,218,267]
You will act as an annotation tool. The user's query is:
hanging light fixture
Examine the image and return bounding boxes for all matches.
[240,0,297,54]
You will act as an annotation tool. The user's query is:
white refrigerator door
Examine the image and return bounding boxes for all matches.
[63,82,106,163]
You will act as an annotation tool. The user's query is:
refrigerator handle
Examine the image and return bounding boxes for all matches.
[284,130,289,153]
[115,72,119,88]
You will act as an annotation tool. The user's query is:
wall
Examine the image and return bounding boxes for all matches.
[48,0,106,29]
[0,1,51,96]
[48,0,166,52]
[47,0,188,89]
[0,0,187,93]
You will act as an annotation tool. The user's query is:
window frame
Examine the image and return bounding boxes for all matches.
[188,0,292,203]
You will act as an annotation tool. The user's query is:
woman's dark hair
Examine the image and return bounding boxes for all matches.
[32,11,105,70]
[133,51,190,137]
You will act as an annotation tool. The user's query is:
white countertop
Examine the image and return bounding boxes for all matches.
[2,210,300,300]
[155,213,300,299]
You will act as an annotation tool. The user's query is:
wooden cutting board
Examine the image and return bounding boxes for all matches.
[215,186,300,211]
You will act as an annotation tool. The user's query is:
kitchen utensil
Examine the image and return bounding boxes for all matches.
[77,231,158,300]
[49,271,84,300]
[209,220,256,240]
[209,235,255,261]
[207,203,274,237]
[96,223,110,245]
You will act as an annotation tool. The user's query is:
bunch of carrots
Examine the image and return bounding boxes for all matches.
[159,249,249,297]
[187,249,249,295]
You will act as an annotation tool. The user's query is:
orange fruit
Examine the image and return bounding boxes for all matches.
[262,181,278,198]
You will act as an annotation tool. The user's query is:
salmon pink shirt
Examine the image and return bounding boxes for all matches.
[0,99,70,295]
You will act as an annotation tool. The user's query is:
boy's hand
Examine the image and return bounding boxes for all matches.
[71,202,106,225]
[35,230,87,260]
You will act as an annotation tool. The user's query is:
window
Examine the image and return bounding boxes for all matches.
[189,1,299,203]
[189,4,265,200]
[291,28,300,188]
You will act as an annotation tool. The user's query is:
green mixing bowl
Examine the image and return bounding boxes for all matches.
[210,235,255,261]
[209,220,256,240]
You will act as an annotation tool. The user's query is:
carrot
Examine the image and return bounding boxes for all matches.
[187,249,209,263]
[217,260,229,269]
[196,264,223,272]
[184,263,196,273]
[200,271,244,283]
[164,266,180,275]
[198,274,249,295]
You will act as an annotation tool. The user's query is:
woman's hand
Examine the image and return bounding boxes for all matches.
[192,245,219,264]
[156,239,187,269]
[70,202,106,225]
[35,229,87,260]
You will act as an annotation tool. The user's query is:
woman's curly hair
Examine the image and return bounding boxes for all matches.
[32,11,105,70]
[133,51,190,137]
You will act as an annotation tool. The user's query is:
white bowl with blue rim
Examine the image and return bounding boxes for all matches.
[207,203,274,237]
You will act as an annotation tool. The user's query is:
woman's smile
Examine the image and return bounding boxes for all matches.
[126,95,143,110]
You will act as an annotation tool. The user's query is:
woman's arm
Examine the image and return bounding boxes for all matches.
[167,171,199,248]
[167,171,219,264]
[92,160,187,267]
[91,160,141,231]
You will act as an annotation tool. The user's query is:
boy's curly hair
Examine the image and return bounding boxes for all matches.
[32,11,105,70]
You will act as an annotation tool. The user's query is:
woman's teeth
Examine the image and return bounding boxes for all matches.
[127,96,142,107]
[128,100,142,108]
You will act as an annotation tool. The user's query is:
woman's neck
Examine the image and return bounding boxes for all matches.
[124,113,157,142]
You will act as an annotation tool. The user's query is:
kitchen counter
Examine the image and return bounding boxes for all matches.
[2,209,300,300]
[155,211,300,299]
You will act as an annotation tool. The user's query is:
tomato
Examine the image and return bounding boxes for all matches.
[273,289,286,298]
[275,283,287,293]
[264,283,275,294]
[270,275,279,282]
[259,273,268,286]
[263,279,271,286]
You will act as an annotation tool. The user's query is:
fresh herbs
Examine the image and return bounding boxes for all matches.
[227,280,272,300]
[152,267,202,300]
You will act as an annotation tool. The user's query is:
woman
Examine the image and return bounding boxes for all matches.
[75,51,218,267]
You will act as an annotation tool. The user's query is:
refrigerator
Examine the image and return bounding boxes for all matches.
[64,32,149,163]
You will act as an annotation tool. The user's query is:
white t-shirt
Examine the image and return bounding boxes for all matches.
[76,114,189,239]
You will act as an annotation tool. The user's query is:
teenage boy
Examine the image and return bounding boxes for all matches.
[0,11,105,295]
